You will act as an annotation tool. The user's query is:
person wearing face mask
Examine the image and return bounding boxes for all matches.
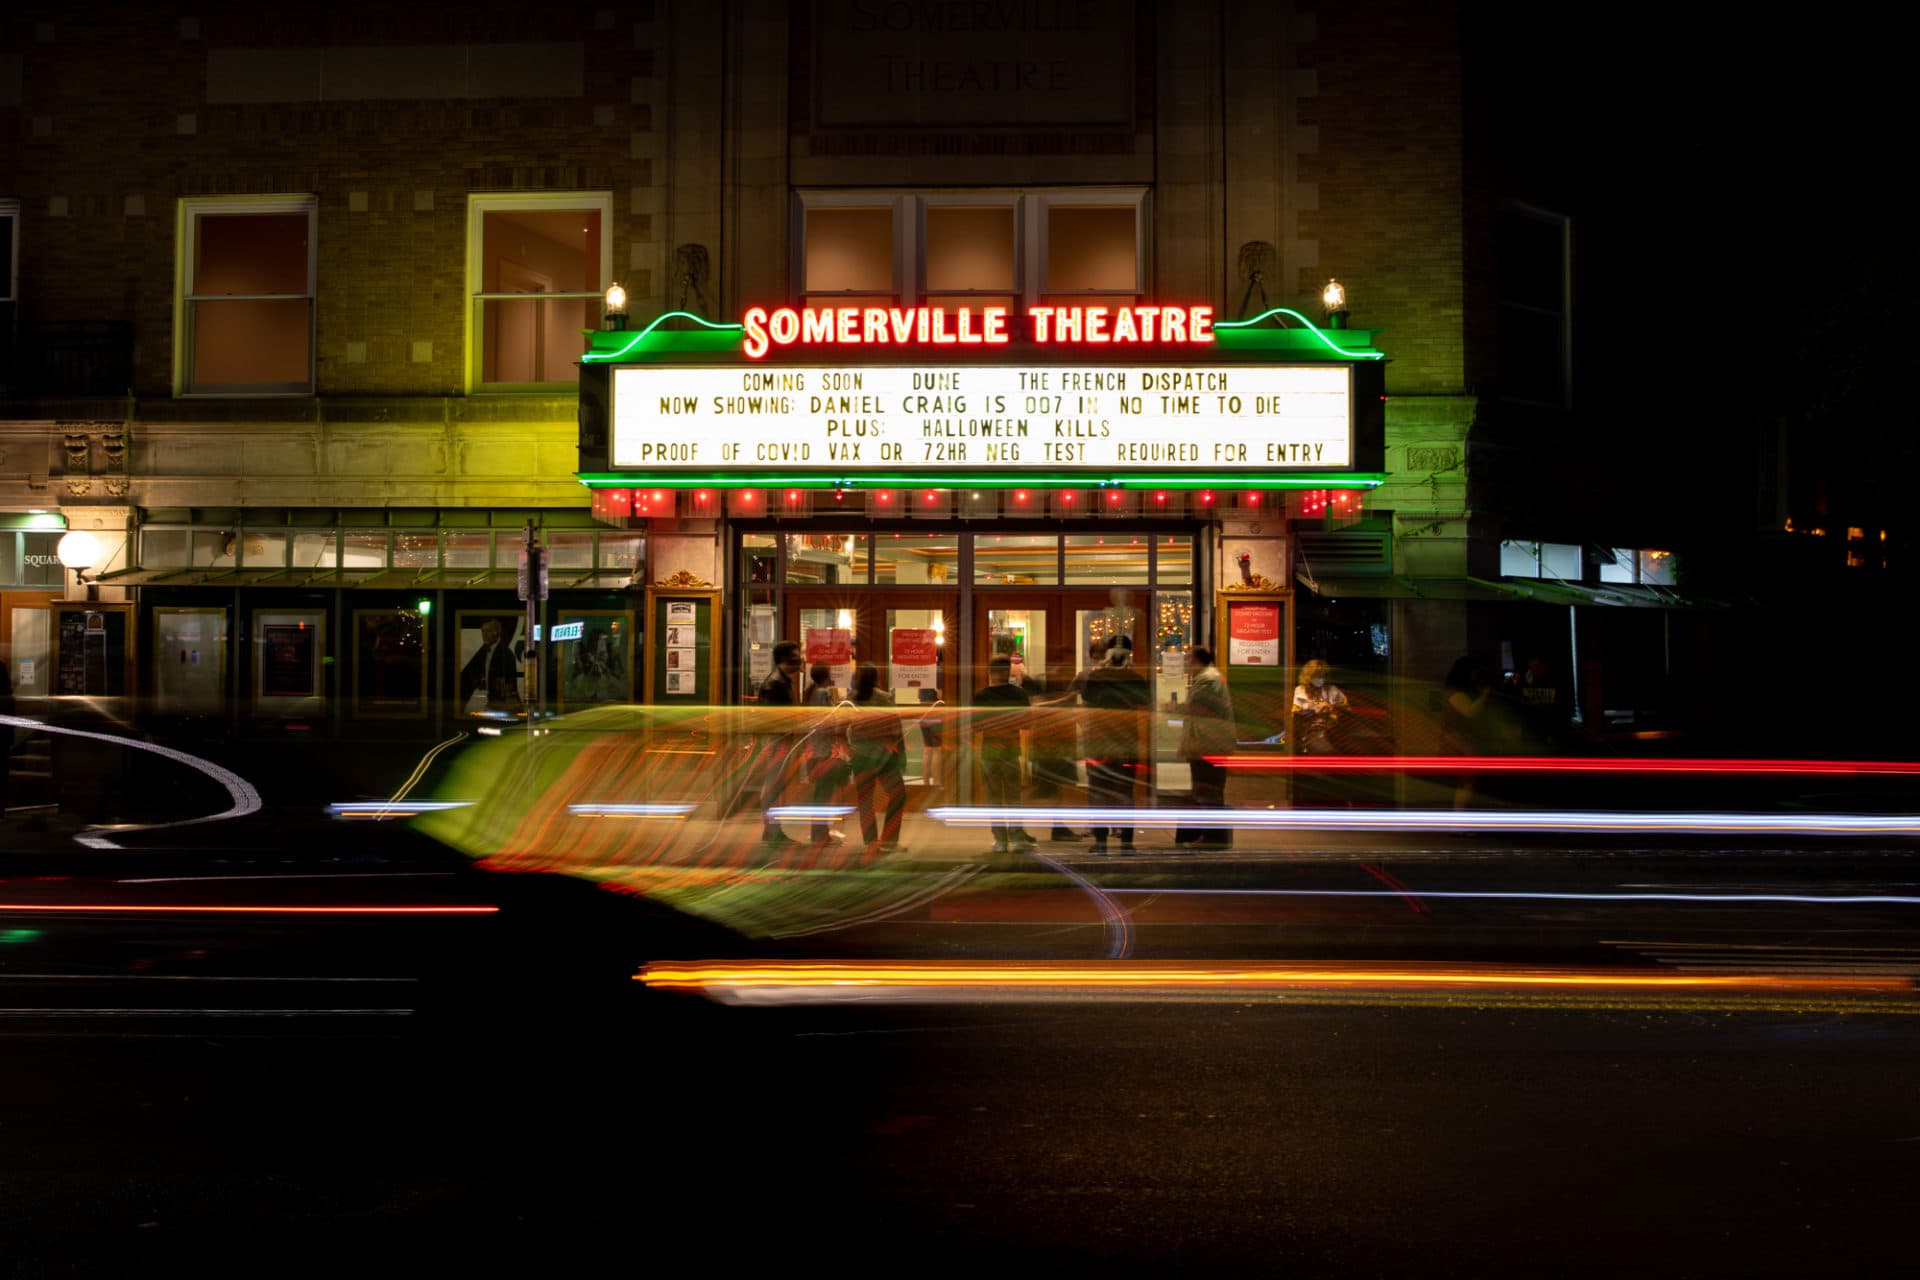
[1290,659,1350,812]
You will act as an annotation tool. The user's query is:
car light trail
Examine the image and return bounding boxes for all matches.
[566,803,697,818]
[925,807,1920,836]
[637,960,1915,1006]
[327,800,476,819]
[0,903,499,914]
[766,805,858,820]
[1207,755,1920,776]
[1102,888,1920,907]
[3,714,261,847]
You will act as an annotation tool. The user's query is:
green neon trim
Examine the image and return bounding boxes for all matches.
[582,312,745,362]
[577,472,1386,491]
[1213,308,1386,359]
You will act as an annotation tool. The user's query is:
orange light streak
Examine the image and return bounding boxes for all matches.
[637,960,1908,995]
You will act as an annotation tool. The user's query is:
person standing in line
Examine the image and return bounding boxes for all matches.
[973,654,1037,857]
[1177,644,1235,850]
[847,663,907,856]
[1081,635,1151,855]
[755,640,806,847]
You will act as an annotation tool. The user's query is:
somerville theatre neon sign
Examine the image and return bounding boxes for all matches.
[741,303,1216,359]
[604,302,1359,475]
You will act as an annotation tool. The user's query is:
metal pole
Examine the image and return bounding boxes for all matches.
[525,519,538,745]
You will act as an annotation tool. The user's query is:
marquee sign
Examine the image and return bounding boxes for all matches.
[611,362,1351,472]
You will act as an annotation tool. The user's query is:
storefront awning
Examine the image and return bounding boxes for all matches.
[1296,573,1521,602]
[1487,578,1691,609]
[1298,573,1698,609]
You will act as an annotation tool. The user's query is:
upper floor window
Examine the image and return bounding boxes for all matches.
[0,200,16,390]
[795,190,1146,311]
[176,196,316,395]
[467,192,611,391]
[1495,205,1570,408]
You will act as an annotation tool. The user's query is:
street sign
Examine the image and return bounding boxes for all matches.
[517,547,548,601]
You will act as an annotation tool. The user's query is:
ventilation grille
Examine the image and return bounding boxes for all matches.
[1295,530,1391,576]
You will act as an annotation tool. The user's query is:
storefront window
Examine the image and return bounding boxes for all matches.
[598,533,645,576]
[341,531,387,570]
[243,530,289,568]
[1064,534,1150,585]
[546,532,594,570]
[974,534,1058,584]
[141,529,190,569]
[786,532,866,585]
[1156,535,1195,585]
[191,531,238,568]
[392,532,438,570]
[743,534,779,586]
[873,534,958,585]
[18,532,63,587]
[292,531,337,570]
[443,533,492,569]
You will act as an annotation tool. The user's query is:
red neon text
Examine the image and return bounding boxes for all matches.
[740,304,1213,359]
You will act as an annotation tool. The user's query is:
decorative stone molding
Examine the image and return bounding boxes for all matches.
[654,569,714,589]
[63,431,93,496]
[1405,446,1459,472]
[101,431,129,497]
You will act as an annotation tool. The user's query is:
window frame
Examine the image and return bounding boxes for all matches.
[793,189,1150,310]
[465,190,614,394]
[173,194,318,397]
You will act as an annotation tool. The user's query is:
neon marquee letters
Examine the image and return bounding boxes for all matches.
[740,304,1214,360]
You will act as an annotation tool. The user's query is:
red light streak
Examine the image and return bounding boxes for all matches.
[1209,755,1920,776]
[0,903,500,914]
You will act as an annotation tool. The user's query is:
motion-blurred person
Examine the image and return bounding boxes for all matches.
[756,640,806,847]
[1291,658,1351,808]
[847,663,907,855]
[802,663,848,844]
[917,687,947,790]
[1082,635,1150,855]
[1519,654,1574,753]
[974,655,1036,856]
[1176,644,1235,850]
[1443,655,1495,808]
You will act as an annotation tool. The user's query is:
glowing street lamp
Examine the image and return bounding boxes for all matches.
[58,529,101,600]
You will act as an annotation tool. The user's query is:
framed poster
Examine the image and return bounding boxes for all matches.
[1214,592,1292,746]
[255,610,325,712]
[453,610,527,716]
[557,609,635,710]
[353,607,429,718]
[51,602,134,698]
[645,588,719,702]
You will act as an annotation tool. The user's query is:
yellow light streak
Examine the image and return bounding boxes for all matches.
[637,960,1910,996]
